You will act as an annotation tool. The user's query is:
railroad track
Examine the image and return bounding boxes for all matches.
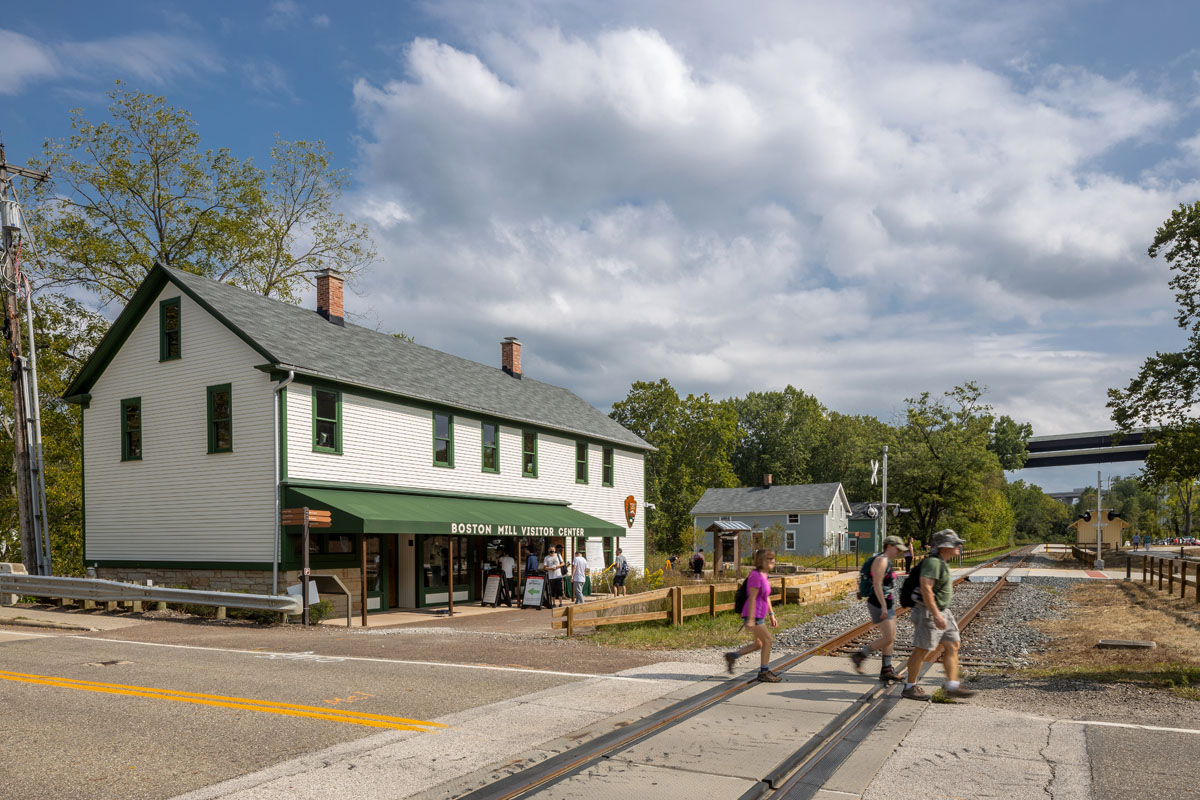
[459,545,1037,800]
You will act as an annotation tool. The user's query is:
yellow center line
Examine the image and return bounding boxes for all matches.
[0,670,444,731]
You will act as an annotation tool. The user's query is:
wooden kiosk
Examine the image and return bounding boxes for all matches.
[706,520,751,578]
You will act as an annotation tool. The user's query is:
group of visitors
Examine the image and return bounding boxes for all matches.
[502,544,632,607]
[725,529,976,701]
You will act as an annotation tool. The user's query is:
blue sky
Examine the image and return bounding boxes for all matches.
[6,0,1200,493]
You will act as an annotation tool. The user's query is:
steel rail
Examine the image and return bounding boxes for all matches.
[459,545,1033,800]
[761,546,1037,799]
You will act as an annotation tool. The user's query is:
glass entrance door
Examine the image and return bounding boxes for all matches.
[419,534,472,606]
[365,535,390,612]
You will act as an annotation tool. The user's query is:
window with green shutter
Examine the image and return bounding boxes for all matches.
[207,384,232,453]
[602,447,614,487]
[481,422,499,473]
[159,297,181,361]
[313,388,341,454]
[575,441,588,484]
[522,431,538,477]
[121,397,142,461]
[433,412,454,467]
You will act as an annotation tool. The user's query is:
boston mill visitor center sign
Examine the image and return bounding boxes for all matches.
[284,484,624,538]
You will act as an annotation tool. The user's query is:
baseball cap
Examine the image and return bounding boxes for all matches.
[931,529,964,549]
[883,535,906,549]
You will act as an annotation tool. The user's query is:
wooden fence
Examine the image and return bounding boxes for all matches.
[1133,553,1200,602]
[551,571,858,635]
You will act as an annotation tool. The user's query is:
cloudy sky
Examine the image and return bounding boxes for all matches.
[6,0,1199,491]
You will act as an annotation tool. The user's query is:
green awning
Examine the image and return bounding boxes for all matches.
[284,486,624,537]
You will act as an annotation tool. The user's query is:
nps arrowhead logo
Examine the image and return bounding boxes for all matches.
[624,496,637,528]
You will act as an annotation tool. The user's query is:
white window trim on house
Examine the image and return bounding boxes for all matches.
[785,530,796,550]
[787,513,799,524]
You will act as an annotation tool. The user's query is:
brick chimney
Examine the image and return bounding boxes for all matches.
[501,337,522,378]
[762,473,772,489]
[316,269,344,326]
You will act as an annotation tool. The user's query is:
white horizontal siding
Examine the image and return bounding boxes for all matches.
[285,384,646,572]
[83,286,276,562]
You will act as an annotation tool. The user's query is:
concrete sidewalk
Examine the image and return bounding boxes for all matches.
[0,604,144,632]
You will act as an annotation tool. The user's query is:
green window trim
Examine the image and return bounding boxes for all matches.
[433,412,454,468]
[481,421,500,473]
[312,387,342,454]
[206,383,233,453]
[575,441,589,484]
[120,397,142,461]
[602,446,614,487]
[159,297,181,361]
[522,430,538,478]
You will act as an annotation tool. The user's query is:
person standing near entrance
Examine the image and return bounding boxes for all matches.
[850,535,904,682]
[571,548,588,604]
[902,529,976,701]
[724,549,781,682]
[612,548,629,596]
[543,546,564,608]
[692,549,705,578]
[499,550,516,602]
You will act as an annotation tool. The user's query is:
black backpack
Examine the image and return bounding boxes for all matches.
[856,554,880,599]
[733,577,749,616]
[899,557,927,608]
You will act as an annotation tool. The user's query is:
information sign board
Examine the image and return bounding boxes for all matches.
[521,575,546,609]
[482,574,502,607]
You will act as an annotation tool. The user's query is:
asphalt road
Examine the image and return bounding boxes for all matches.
[0,622,636,800]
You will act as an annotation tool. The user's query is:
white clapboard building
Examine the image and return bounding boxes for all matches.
[64,265,650,613]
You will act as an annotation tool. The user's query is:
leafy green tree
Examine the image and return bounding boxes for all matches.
[0,295,107,573]
[808,411,894,502]
[989,415,1032,470]
[946,472,1014,548]
[1140,424,1200,538]
[731,386,825,487]
[887,382,1010,546]
[1006,479,1071,542]
[25,85,375,305]
[610,379,739,554]
[1109,202,1200,430]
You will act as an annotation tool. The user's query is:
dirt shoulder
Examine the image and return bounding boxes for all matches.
[968,579,1200,724]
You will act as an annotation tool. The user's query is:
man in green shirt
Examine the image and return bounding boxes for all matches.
[902,529,976,701]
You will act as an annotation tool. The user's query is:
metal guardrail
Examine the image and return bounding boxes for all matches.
[0,574,302,615]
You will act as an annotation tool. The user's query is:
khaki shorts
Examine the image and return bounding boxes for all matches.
[911,604,960,650]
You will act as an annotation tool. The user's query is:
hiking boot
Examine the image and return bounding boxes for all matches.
[849,651,866,674]
[943,685,977,699]
[879,666,902,683]
[724,652,738,674]
[901,684,930,701]
[757,669,782,683]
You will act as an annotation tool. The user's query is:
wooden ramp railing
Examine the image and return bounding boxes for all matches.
[551,571,858,635]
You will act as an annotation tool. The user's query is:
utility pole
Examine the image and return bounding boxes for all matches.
[0,144,51,575]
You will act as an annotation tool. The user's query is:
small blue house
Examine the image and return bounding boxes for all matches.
[690,479,852,556]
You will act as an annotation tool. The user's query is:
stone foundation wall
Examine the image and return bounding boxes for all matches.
[96,567,274,595]
[96,566,369,619]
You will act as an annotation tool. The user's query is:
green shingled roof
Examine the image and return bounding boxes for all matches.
[64,265,652,451]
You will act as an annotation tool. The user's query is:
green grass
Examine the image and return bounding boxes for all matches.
[585,600,845,650]
[1020,663,1200,702]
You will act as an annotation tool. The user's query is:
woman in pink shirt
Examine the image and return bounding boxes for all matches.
[724,549,780,682]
